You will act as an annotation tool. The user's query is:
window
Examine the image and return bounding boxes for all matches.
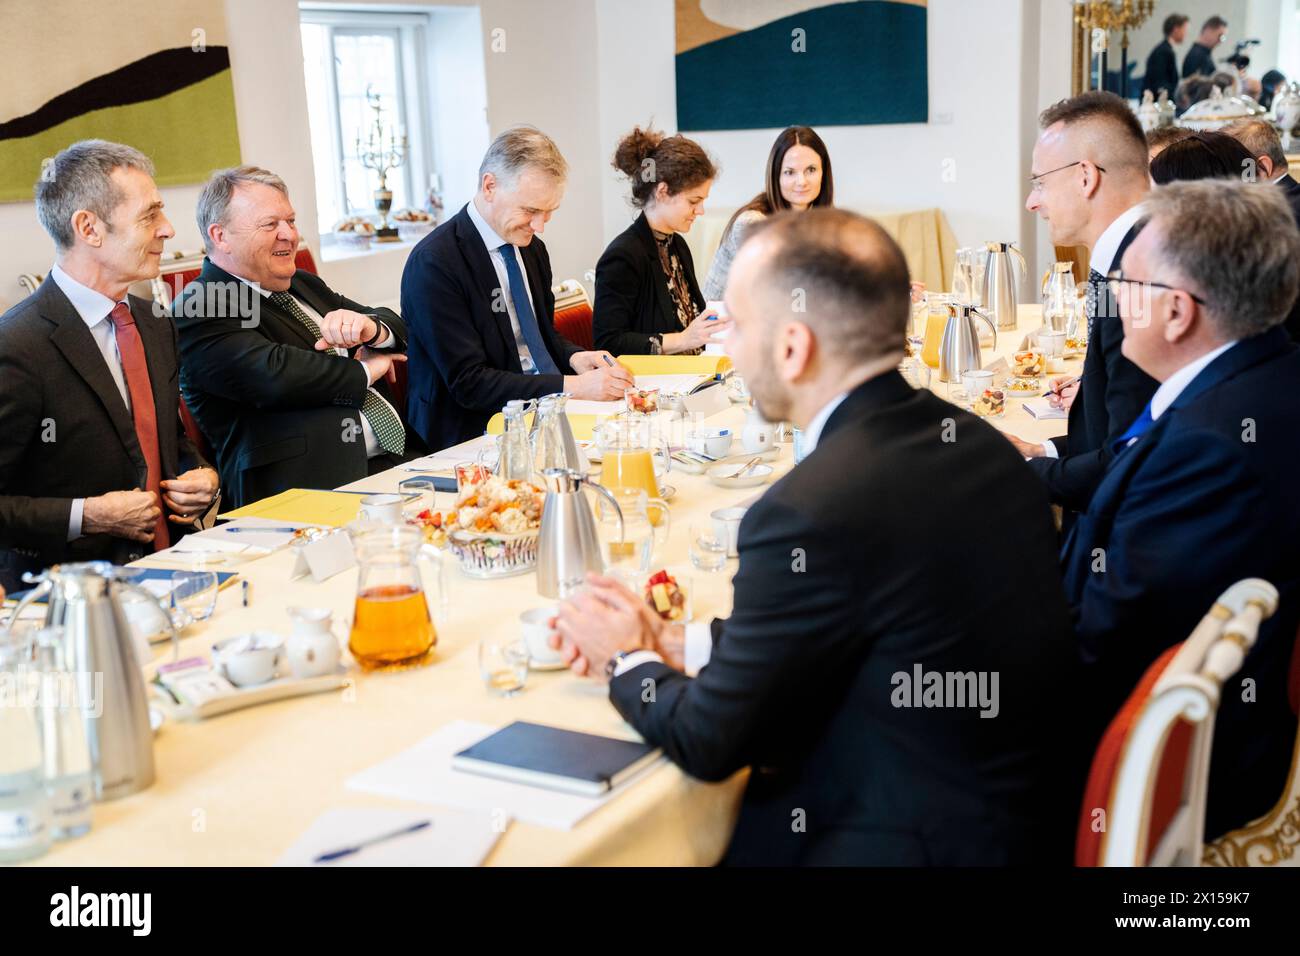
[300,7,433,232]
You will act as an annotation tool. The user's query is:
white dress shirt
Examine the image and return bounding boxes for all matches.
[50,263,132,540]
[614,390,850,678]
[235,277,397,460]
[1149,340,1237,421]
[466,198,541,373]
[1039,202,1148,460]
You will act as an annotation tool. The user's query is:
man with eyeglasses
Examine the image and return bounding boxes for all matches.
[1061,180,1300,840]
[1004,92,1158,533]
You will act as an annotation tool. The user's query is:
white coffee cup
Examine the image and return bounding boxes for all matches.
[1038,330,1067,371]
[710,506,747,558]
[359,493,404,523]
[962,368,995,398]
[212,633,282,687]
[520,607,563,667]
[687,427,732,460]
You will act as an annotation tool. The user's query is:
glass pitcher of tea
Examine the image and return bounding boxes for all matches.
[594,416,670,519]
[348,523,446,671]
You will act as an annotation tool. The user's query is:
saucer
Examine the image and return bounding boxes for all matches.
[528,657,569,672]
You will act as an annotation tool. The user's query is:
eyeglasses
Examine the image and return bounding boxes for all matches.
[1105,270,1208,305]
[1027,160,1106,191]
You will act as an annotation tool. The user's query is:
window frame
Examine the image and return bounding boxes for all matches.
[299,6,433,233]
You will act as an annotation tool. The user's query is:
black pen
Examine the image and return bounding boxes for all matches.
[313,820,432,864]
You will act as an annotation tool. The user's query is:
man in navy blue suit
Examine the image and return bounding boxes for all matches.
[401,126,631,451]
[1062,179,1300,839]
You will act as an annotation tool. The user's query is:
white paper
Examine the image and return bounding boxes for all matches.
[1022,398,1068,420]
[402,434,499,473]
[184,517,315,552]
[345,720,664,831]
[290,531,357,582]
[275,807,505,867]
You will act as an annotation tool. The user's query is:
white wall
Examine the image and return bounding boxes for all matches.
[0,0,317,312]
[1,0,1076,313]
[594,0,1071,286]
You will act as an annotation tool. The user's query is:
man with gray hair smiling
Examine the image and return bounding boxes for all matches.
[402,125,631,450]
[175,165,419,508]
[1062,179,1300,840]
[0,139,217,591]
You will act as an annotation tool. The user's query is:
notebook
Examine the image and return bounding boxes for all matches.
[451,721,662,796]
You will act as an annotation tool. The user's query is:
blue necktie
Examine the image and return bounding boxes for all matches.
[498,243,559,375]
[1111,400,1156,454]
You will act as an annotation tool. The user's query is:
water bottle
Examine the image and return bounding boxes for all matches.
[35,628,92,840]
[0,631,52,863]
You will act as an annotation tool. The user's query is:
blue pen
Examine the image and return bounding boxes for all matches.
[222,527,299,534]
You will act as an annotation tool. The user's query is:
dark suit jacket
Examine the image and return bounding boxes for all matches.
[174,259,413,509]
[1182,41,1216,78]
[0,277,204,590]
[1142,39,1180,97]
[1061,327,1300,840]
[1027,225,1158,524]
[401,204,583,451]
[610,373,1084,865]
[593,212,707,355]
[1276,174,1300,342]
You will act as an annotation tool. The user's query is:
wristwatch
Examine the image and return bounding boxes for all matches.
[606,648,640,679]
[362,320,387,348]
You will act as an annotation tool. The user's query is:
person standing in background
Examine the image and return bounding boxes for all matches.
[1181,16,1228,79]
[701,126,835,301]
[1142,13,1188,99]
[593,127,729,356]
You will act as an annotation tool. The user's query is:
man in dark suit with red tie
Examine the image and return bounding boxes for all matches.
[0,140,218,592]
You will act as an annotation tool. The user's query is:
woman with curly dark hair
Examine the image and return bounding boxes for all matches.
[593,126,728,355]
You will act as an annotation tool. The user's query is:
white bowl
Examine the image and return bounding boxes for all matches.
[707,462,774,489]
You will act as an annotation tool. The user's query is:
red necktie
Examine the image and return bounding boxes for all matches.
[109,303,170,550]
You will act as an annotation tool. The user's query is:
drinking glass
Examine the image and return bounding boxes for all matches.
[479,638,529,696]
[170,571,218,623]
[688,524,727,573]
[454,461,490,492]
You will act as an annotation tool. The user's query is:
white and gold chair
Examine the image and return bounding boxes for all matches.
[1077,579,1279,866]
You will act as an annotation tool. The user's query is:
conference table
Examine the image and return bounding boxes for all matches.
[32,305,1069,867]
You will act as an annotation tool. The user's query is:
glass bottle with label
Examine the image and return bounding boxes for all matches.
[0,632,52,862]
[35,627,93,840]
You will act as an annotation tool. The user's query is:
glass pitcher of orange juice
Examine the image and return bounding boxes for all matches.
[594,416,671,523]
[921,293,955,369]
[348,523,446,671]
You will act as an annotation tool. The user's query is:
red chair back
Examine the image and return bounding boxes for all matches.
[1075,644,1192,867]
[554,302,594,351]
[178,399,213,464]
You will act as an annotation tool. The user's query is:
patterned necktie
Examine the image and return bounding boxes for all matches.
[108,303,170,549]
[1086,268,1106,339]
[269,292,405,456]
[498,243,560,374]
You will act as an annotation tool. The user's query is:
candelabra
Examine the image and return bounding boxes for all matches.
[355,87,408,242]
[1073,0,1156,99]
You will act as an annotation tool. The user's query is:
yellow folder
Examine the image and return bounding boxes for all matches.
[615,354,733,376]
[218,489,364,527]
[484,412,599,440]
